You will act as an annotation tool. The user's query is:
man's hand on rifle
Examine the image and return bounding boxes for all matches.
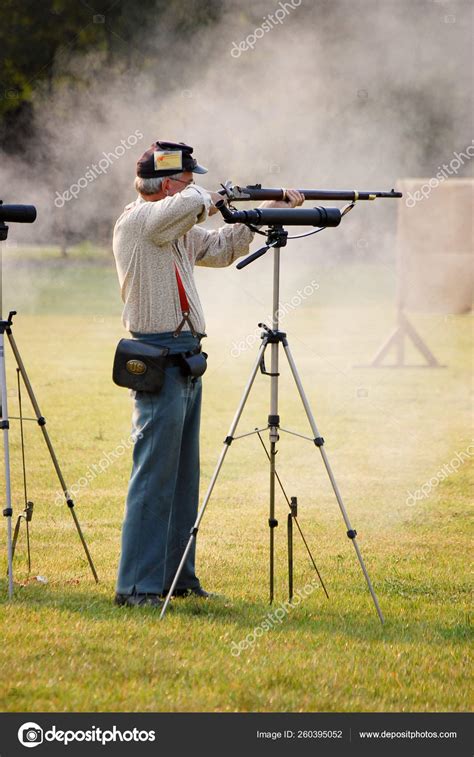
[259,189,305,209]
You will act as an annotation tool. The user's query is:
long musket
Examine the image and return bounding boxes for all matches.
[220,182,402,202]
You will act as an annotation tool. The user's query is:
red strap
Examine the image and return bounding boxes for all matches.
[174,264,190,313]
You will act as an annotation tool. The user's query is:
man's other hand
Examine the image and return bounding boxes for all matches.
[208,191,225,216]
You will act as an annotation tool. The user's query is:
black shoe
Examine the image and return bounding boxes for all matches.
[115,592,164,608]
[163,586,217,599]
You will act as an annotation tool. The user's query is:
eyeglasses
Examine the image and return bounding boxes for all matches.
[170,176,195,187]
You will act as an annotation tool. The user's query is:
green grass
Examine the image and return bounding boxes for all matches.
[0,256,472,712]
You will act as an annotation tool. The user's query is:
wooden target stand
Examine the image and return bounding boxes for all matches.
[361,294,446,369]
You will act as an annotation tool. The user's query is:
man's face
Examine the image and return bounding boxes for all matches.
[163,171,194,196]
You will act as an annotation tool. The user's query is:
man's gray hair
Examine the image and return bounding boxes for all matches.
[135,173,185,196]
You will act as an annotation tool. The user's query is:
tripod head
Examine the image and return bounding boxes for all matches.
[216,199,347,269]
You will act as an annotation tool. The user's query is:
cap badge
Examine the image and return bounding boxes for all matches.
[153,150,183,171]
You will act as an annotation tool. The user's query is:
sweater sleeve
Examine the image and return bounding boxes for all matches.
[192,223,255,268]
[142,186,212,245]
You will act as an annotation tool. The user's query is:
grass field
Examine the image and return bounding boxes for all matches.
[0,251,472,712]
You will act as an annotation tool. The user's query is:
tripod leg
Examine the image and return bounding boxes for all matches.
[11,515,22,565]
[268,263,280,604]
[287,512,293,601]
[269,439,277,604]
[26,517,31,573]
[0,332,14,597]
[6,330,99,583]
[160,340,267,619]
[282,340,385,624]
[10,505,33,574]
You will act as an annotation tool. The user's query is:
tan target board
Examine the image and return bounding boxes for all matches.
[363,178,473,367]
[398,178,473,314]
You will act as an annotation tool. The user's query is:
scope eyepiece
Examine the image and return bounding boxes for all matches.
[0,203,37,224]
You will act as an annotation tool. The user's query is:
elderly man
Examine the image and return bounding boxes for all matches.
[113,139,304,608]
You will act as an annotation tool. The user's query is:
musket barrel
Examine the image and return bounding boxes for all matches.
[232,186,402,201]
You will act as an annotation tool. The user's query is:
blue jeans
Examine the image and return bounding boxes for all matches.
[116,331,203,595]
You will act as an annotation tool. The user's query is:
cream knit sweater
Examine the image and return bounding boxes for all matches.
[113,185,254,334]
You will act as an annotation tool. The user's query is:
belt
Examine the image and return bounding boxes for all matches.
[166,345,202,366]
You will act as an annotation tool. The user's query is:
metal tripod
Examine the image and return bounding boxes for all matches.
[1,310,99,596]
[160,236,384,624]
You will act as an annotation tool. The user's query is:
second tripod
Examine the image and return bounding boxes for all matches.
[1,311,98,596]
